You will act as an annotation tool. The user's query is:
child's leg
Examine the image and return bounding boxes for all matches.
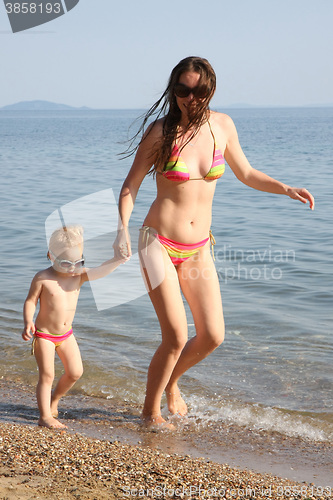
[34,338,66,429]
[51,334,83,415]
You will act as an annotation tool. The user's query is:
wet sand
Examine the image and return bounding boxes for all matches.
[0,378,332,499]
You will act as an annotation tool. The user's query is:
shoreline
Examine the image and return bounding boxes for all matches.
[0,379,332,499]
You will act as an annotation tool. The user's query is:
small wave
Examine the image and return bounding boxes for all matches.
[184,395,333,443]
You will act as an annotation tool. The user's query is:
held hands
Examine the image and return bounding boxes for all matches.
[287,187,315,210]
[113,226,132,261]
[22,321,35,341]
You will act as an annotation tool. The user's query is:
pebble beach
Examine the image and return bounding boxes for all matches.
[1,421,331,500]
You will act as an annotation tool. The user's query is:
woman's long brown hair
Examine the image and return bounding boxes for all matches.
[122,56,216,175]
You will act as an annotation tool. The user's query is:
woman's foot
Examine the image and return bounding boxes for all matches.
[141,413,175,430]
[165,385,188,416]
[38,416,67,429]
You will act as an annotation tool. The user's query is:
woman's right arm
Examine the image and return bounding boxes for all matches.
[114,122,161,259]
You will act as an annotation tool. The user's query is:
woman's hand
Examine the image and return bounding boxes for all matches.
[286,187,315,210]
[113,226,132,260]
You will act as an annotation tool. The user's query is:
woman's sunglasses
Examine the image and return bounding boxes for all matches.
[49,250,85,270]
[174,83,208,99]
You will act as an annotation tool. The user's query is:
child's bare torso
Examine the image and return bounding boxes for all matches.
[35,267,82,334]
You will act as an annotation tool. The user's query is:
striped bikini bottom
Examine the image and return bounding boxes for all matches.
[31,327,73,354]
[140,226,215,266]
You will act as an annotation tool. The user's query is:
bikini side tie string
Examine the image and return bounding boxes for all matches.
[140,225,151,255]
[209,229,216,261]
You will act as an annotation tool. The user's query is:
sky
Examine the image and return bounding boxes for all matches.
[1,0,332,109]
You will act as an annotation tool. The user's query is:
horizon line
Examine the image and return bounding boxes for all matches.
[1,99,333,111]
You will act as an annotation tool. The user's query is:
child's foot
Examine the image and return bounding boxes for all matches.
[165,385,188,416]
[38,416,67,429]
[141,413,175,431]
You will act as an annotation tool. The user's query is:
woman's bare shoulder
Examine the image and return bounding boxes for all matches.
[210,110,234,128]
[209,111,237,143]
[134,118,163,157]
[144,117,164,140]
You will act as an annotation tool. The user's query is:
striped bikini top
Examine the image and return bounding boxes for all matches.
[162,122,225,182]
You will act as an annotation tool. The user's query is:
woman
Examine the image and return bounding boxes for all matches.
[115,56,314,428]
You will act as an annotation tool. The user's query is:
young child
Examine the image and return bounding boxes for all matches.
[22,225,126,429]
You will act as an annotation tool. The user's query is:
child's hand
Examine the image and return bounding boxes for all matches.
[22,322,35,341]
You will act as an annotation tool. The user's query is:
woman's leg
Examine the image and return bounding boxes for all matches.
[34,338,66,428]
[139,229,188,426]
[166,244,225,415]
[51,334,83,416]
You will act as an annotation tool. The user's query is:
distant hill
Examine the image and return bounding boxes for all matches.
[0,100,90,111]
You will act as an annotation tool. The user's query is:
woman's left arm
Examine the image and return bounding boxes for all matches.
[222,114,315,210]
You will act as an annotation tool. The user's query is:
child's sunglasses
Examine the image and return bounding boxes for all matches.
[174,83,208,99]
[49,250,85,270]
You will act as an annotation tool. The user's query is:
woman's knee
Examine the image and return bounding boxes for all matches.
[212,329,225,349]
[162,328,187,354]
[204,324,225,351]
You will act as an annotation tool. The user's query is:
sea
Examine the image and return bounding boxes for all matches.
[0,107,332,484]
